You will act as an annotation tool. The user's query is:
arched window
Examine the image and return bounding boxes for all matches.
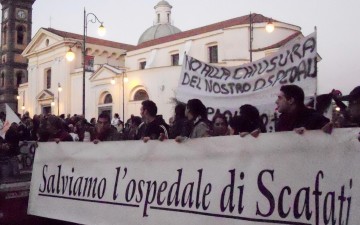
[98,92,113,117]
[45,68,51,89]
[133,89,149,101]
[17,26,25,45]
[3,25,7,45]
[104,94,113,104]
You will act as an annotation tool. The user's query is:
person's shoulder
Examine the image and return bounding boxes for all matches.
[300,107,330,129]
[195,121,210,130]
[301,107,327,118]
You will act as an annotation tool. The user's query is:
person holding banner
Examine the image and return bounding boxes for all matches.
[137,100,169,142]
[175,99,211,142]
[124,115,142,140]
[169,103,191,139]
[239,104,266,136]
[92,113,122,143]
[275,85,330,134]
[210,113,229,136]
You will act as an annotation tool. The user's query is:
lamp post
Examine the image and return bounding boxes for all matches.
[57,83,62,115]
[249,12,275,62]
[66,8,105,117]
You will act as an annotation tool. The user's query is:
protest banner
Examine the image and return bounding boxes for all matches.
[176,32,318,131]
[28,128,360,225]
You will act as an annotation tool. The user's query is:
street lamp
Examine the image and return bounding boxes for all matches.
[65,8,106,117]
[249,12,275,62]
[57,83,62,115]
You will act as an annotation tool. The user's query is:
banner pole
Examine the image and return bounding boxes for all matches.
[314,26,318,110]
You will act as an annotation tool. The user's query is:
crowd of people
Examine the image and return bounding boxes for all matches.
[0,84,359,178]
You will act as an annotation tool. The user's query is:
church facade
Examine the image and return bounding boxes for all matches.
[19,1,303,122]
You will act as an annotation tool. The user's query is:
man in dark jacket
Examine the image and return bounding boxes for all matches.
[137,100,169,142]
[275,85,330,133]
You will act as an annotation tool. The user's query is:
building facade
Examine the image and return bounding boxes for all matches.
[21,28,134,118]
[20,1,303,122]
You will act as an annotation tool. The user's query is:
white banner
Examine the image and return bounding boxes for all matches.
[28,128,360,225]
[176,32,317,106]
[176,32,318,130]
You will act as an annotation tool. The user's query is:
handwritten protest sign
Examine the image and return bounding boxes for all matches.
[28,128,360,225]
[176,32,318,131]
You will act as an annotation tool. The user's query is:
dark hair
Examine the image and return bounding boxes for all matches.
[142,100,157,117]
[229,116,243,135]
[240,105,259,121]
[239,104,266,133]
[47,115,63,130]
[114,113,119,118]
[131,116,142,126]
[229,115,257,134]
[90,117,96,124]
[98,112,111,123]
[280,85,305,106]
[186,99,207,119]
[174,103,186,120]
[212,113,228,127]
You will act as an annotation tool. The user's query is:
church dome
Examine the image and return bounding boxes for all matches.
[138,0,181,44]
[155,0,171,8]
[138,24,181,44]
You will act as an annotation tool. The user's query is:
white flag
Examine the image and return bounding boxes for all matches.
[0,104,21,138]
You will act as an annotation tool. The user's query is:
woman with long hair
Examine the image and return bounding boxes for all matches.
[175,99,210,142]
